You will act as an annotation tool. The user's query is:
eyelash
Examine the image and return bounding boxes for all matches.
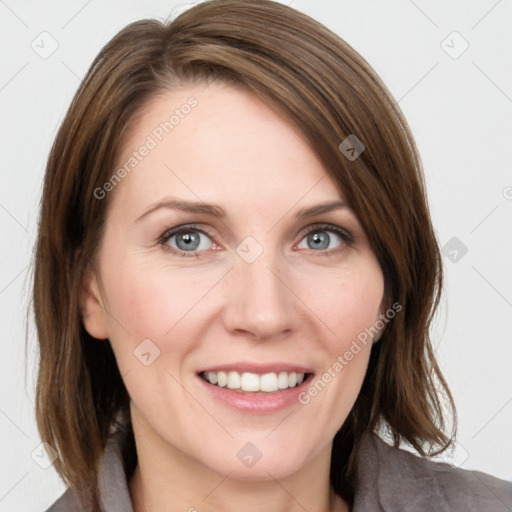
[157,223,354,259]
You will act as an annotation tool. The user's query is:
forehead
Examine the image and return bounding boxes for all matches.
[109,82,345,220]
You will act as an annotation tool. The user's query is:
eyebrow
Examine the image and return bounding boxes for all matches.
[135,197,350,223]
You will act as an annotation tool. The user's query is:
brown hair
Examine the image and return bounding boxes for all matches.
[32,0,456,507]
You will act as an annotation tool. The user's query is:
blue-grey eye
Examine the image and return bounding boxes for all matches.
[175,231,201,251]
[307,232,330,250]
[163,228,213,253]
[297,227,346,251]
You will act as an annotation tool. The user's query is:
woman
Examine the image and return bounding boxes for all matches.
[33,1,512,511]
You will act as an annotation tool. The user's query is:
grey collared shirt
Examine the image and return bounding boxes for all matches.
[45,428,512,511]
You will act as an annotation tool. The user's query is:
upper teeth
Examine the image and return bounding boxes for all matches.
[202,371,306,392]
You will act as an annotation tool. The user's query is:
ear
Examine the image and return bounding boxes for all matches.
[80,264,109,340]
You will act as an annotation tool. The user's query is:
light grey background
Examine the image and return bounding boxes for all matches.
[1,0,511,510]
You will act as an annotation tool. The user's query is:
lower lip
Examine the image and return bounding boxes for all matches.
[196,373,314,413]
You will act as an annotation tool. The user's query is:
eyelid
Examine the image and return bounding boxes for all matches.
[296,222,354,246]
[157,224,217,247]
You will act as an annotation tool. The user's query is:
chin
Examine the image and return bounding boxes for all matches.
[202,442,308,481]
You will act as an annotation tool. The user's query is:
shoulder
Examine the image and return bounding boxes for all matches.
[353,431,512,511]
[44,488,87,512]
[44,418,134,512]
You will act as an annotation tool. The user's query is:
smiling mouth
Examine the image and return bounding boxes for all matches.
[199,370,313,393]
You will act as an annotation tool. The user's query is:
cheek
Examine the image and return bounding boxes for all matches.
[302,267,383,407]
[99,263,205,396]
[310,267,384,349]
[99,254,225,374]
[98,253,195,356]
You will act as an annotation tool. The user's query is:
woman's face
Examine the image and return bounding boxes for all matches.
[82,82,385,480]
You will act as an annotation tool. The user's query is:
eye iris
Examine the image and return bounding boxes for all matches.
[308,231,329,250]
[176,231,200,251]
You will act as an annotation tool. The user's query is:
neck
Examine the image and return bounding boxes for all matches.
[128,410,349,512]
[130,465,349,512]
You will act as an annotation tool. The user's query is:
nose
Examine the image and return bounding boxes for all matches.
[221,248,299,341]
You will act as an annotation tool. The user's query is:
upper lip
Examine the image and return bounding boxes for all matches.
[197,362,314,375]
